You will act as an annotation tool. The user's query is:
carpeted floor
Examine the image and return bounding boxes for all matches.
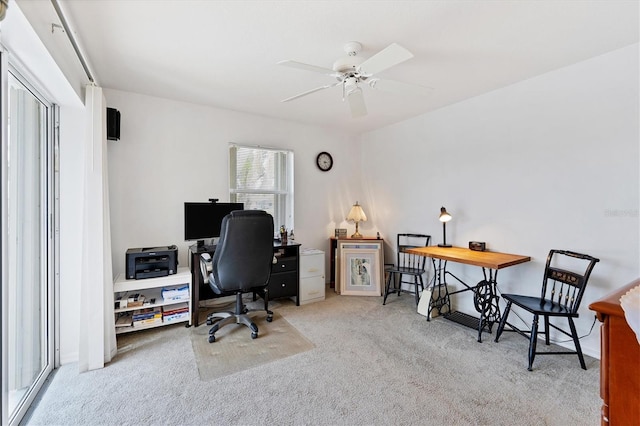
[25,288,601,425]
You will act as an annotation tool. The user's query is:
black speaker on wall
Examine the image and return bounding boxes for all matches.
[106,107,121,141]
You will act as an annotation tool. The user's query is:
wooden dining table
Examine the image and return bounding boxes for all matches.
[406,246,531,342]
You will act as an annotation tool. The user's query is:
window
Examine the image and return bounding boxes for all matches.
[229,144,294,234]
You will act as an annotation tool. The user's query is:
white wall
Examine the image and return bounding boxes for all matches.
[104,89,362,278]
[360,44,640,358]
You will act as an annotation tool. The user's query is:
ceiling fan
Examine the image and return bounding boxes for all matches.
[278,41,433,118]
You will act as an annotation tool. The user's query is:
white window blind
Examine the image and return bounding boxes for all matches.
[229,144,294,233]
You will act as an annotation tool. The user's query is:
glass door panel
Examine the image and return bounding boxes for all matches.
[4,70,54,425]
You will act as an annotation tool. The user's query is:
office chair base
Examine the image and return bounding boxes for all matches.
[207,312,260,342]
[205,292,272,343]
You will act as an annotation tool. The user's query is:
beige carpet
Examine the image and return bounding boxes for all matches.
[28,290,601,425]
[190,307,315,381]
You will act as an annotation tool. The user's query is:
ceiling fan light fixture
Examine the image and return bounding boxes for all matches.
[348,86,362,97]
[344,76,359,92]
[278,41,427,118]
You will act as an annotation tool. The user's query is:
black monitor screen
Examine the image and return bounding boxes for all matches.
[184,202,244,241]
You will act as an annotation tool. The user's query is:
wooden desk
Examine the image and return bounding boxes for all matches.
[407,246,531,342]
[189,242,300,327]
[589,279,640,425]
[407,246,531,270]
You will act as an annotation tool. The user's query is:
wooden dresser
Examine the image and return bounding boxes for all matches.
[589,279,640,425]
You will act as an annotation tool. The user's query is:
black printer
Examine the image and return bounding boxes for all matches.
[125,245,178,279]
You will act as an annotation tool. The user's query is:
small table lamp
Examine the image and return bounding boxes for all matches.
[438,206,452,247]
[347,201,367,238]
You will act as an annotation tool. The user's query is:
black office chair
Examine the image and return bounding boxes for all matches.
[206,210,274,343]
[383,233,431,306]
[494,249,599,371]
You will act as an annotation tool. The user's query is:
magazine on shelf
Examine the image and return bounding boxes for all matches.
[161,285,189,302]
[115,313,133,327]
[163,312,190,324]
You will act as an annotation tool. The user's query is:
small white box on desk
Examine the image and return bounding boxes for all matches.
[299,249,325,304]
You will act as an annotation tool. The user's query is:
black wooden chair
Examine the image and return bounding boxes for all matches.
[383,233,431,306]
[494,249,599,371]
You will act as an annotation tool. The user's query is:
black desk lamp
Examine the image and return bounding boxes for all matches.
[438,206,452,247]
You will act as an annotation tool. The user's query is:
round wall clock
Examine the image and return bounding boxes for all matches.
[316,152,333,171]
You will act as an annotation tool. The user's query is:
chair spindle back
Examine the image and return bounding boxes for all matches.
[397,233,431,270]
[541,249,600,313]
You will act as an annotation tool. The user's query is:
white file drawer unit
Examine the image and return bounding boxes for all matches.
[299,248,325,304]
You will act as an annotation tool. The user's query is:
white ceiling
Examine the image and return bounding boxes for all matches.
[16,0,640,135]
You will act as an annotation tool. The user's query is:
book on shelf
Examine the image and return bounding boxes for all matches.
[162,302,188,316]
[132,307,162,322]
[133,317,162,327]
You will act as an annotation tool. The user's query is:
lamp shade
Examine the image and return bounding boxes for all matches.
[438,206,452,247]
[439,206,452,223]
[347,202,367,222]
[347,201,367,238]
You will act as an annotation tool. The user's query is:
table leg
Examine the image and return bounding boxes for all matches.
[428,258,451,319]
[473,269,501,342]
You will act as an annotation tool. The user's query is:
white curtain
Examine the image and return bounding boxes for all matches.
[78,85,116,371]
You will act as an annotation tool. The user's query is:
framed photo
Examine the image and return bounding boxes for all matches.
[336,240,384,296]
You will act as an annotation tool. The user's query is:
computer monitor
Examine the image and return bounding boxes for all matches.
[184,202,244,245]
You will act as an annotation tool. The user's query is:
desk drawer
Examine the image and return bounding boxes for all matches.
[300,253,324,279]
[272,256,297,273]
[268,271,297,299]
[300,276,325,304]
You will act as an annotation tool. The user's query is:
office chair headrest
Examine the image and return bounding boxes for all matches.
[228,210,268,218]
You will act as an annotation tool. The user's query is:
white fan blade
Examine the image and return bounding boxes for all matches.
[277,60,337,76]
[368,78,434,98]
[358,43,414,76]
[281,82,340,103]
[347,88,367,118]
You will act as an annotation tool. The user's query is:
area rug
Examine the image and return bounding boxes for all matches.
[190,309,315,381]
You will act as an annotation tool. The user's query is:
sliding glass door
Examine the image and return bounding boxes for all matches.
[2,63,57,425]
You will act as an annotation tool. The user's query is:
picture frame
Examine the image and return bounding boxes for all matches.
[336,240,384,296]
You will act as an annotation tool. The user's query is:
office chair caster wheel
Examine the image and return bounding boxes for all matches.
[206,318,213,325]
[251,332,258,339]
[266,315,273,323]
[208,335,216,343]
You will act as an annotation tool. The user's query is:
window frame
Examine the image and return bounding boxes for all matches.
[2,59,58,426]
[228,144,294,234]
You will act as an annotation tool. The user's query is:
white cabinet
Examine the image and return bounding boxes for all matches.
[299,249,325,305]
[113,266,192,334]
